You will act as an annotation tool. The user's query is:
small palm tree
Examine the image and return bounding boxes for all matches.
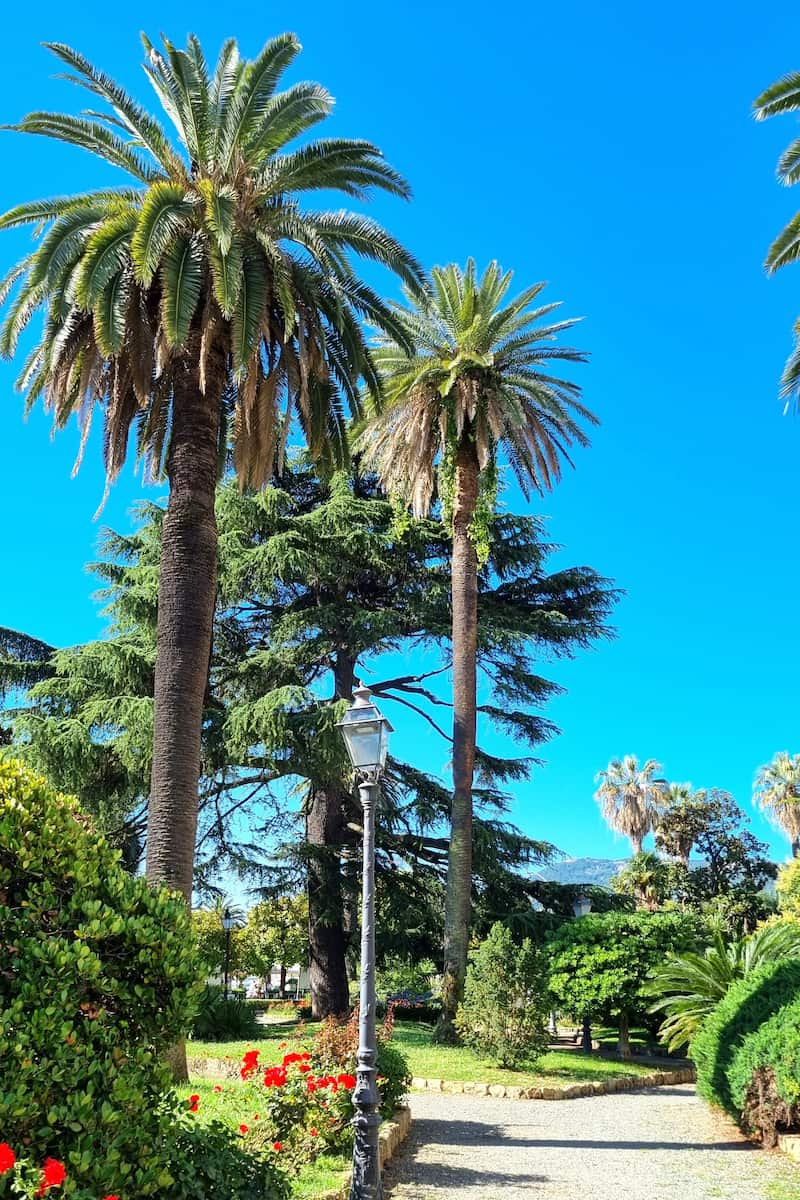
[754,74,800,403]
[646,922,800,1052]
[0,35,422,908]
[594,755,668,855]
[611,851,669,910]
[754,752,800,856]
[359,259,596,1035]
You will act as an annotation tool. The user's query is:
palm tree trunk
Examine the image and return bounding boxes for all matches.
[792,837,800,859]
[436,439,480,1043]
[146,341,222,1083]
[630,835,643,856]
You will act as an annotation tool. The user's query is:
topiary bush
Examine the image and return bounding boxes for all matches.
[455,922,549,1068]
[0,758,288,1200]
[692,957,800,1144]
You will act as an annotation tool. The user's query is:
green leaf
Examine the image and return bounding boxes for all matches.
[199,180,236,255]
[231,248,268,373]
[131,182,193,286]
[76,211,137,309]
[208,232,242,319]
[94,270,130,356]
[160,235,203,347]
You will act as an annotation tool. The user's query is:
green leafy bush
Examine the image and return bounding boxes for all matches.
[168,1115,290,1200]
[693,958,800,1144]
[455,922,549,1068]
[191,988,261,1041]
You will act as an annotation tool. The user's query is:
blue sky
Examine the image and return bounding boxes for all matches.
[2,0,800,865]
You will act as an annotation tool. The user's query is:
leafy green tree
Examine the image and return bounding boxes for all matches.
[0,33,421,914]
[191,898,245,975]
[594,756,668,855]
[753,752,800,857]
[359,259,596,1038]
[645,922,800,1053]
[238,896,308,995]
[655,783,705,865]
[776,857,800,918]
[455,922,549,1068]
[546,911,702,1058]
[3,466,615,1018]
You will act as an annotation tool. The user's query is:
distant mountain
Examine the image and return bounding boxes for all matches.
[535,857,628,888]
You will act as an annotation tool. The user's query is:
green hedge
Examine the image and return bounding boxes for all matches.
[693,958,800,1143]
[0,758,288,1200]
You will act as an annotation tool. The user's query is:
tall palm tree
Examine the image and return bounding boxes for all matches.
[0,35,422,907]
[359,259,596,1035]
[594,755,668,856]
[753,74,800,403]
[754,752,800,856]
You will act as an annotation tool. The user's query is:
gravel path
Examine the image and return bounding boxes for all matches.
[384,1084,800,1199]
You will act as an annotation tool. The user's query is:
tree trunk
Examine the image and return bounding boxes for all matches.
[436,439,480,1043]
[630,835,643,856]
[793,837,799,859]
[618,1011,632,1059]
[307,782,351,1018]
[279,964,287,999]
[145,339,222,1083]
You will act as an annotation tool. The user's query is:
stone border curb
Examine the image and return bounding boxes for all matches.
[409,1066,696,1100]
[778,1133,800,1162]
[315,1106,413,1200]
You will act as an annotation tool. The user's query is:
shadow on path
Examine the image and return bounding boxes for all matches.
[408,1117,750,1154]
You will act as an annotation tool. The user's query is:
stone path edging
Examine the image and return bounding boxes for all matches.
[408,1065,696,1100]
[316,1106,412,1200]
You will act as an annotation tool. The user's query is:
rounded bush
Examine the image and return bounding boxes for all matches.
[693,957,800,1142]
[0,758,202,1198]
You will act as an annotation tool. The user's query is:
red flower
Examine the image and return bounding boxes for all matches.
[338,1073,356,1089]
[0,1145,15,1175]
[37,1159,66,1196]
[279,1041,287,1049]
[310,1128,318,1137]
[307,1080,317,1093]
[213,1085,222,1094]
[272,1142,282,1152]
[298,1063,311,1073]
[188,1094,200,1113]
[239,1125,249,1135]
[101,1195,119,1200]
[241,1050,260,1079]
[301,1052,311,1060]
[253,1114,260,1121]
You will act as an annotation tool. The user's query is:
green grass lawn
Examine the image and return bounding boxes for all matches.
[187,1020,679,1088]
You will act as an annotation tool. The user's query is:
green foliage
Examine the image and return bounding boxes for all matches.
[454,923,549,1068]
[0,757,201,1199]
[611,851,671,910]
[376,955,437,998]
[692,959,800,1141]
[777,858,800,917]
[646,921,800,1052]
[168,1116,289,1200]
[546,911,703,1028]
[237,897,307,986]
[374,1039,413,1113]
[191,990,261,1042]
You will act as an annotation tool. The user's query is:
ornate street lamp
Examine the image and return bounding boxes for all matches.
[571,894,594,1052]
[337,684,392,1200]
[222,907,235,1001]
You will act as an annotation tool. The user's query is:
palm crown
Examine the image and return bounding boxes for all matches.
[753,751,800,851]
[0,34,422,489]
[358,258,596,515]
[594,755,669,855]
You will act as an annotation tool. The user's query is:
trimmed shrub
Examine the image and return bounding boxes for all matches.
[0,758,289,1200]
[693,958,800,1143]
[455,922,549,1068]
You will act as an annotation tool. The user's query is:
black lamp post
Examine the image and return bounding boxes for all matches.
[337,683,392,1200]
[222,907,235,1001]
[571,894,593,1053]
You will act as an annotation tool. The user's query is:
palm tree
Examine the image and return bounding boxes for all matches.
[0,35,422,908]
[753,75,800,403]
[646,922,800,1052]
[359,259,596,1035]
[754,752,800,856]
[611,851,669,910]
[594,755,668,855]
